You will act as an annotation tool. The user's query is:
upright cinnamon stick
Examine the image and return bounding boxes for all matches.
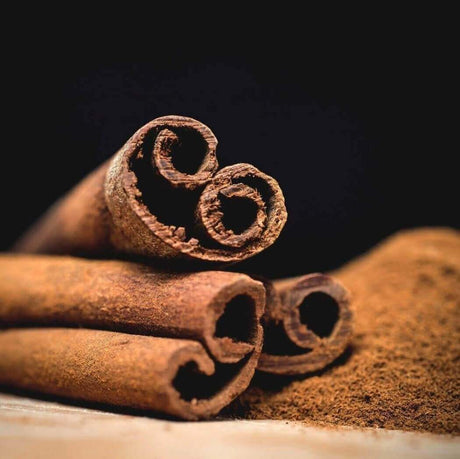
[0,328,260,420]
[14,116,287,265]
[258,274,353,375]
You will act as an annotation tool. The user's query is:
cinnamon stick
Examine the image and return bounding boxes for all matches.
[0,328,260,420]
[14,116,287,265]
[258,274,353,375]
[0,254,265,364]
[0,254,265,419]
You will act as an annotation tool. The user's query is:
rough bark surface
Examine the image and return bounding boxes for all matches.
[0,255,266,420]
[0,328,261,420]
[14,116,287,265]
[258,274,352,374]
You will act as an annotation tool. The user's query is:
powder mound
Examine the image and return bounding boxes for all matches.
[228,228,460,434]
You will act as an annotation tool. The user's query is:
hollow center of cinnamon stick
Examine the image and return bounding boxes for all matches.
[164,129,208,175]
[214,294,256,344]
[298,292,339,338]
[132,137,201,239]
[172,355,249,401]
[262,321,313,356]
[220,195,259,235]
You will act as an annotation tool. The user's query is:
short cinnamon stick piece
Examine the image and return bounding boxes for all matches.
[258,274,353,375]
[0,328,261,420]
[14,115,287,265]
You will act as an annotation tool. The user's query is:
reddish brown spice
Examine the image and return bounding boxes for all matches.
[0,328,261,420]
[258,274,352,374]
[0,255,265,420]
[230,228,460,434]
[0,255,264,363]
[14,116,287,265]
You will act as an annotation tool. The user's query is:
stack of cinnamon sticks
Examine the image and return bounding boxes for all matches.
[0,116,353,420]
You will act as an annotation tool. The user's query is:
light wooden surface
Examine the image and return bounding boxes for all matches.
[0,392,458,458]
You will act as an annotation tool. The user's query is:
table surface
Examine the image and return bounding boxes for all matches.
[0,392,458,459]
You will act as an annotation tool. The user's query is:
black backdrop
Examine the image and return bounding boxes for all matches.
[2,41,455,278]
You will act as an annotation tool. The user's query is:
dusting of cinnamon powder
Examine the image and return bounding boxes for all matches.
[228,228,460,434]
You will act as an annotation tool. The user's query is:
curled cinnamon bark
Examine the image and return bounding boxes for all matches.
[258,274,353,375]
[0,328,261,420]
[0,254,265,419]
[0,254,265,364]
[196,164,286,258]
[14,116,287,264]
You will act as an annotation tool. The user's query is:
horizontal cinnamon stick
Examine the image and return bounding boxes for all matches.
[0,254,265,419]
[14,115,287,265]
[0,328,260,420]
[258,274,353,375]
[0,254,265,364]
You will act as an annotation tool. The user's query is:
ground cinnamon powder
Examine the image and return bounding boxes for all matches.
[229,228,460,434]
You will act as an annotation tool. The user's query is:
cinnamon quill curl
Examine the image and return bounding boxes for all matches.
[14,116,287,265]
[258,274,353,375]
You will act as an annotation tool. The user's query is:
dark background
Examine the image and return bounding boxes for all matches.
[2,29,455,278]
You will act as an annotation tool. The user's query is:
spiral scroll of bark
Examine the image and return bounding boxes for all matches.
[14,116,287,265]
[258,273,353,375]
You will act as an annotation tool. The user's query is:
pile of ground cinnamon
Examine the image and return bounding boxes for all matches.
[228,228,460,434]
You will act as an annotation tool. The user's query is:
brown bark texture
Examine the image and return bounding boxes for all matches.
[0,254,265,420]
[0,328,259,420]
[258,274,353,375]
[14,116,287,265]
